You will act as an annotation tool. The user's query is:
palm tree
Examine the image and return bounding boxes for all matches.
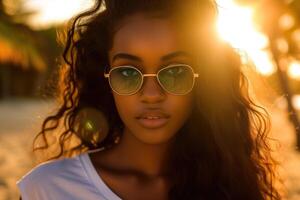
[0,0,60,98]
[0,0,46,71]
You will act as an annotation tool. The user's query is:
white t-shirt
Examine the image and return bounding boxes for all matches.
[16,149,122,200]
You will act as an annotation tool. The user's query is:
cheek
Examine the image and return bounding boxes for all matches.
[169,94,194,126]
[112,94,138,124]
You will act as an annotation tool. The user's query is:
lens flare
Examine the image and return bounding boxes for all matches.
[75,107,109,146]
[279,13,295,31]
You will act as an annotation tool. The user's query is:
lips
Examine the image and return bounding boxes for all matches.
[136,112,170,119]
[136,111,170,129]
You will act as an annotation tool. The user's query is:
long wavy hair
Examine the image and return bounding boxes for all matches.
[33,0,281,199]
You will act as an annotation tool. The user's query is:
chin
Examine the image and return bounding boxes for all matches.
[133,128,177,145]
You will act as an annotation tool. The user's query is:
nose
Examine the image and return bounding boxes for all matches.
[139,76,166,103]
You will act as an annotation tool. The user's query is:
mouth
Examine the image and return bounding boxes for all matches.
[136,112,170,129]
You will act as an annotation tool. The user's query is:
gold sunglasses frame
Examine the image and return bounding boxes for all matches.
[104,64,199,95]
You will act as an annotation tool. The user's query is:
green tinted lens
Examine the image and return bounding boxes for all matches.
[109,67,142,95]
[158,65,194,94]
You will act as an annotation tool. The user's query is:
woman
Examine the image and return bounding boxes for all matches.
[17,0,281,199]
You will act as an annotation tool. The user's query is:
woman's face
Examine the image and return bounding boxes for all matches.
[108,13,196,145]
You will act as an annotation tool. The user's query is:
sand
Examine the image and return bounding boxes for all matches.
[0,99,55,200]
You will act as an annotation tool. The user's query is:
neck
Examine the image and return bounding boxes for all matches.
[112,128,174,178]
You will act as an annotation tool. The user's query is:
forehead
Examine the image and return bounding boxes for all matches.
[109,13,192,58]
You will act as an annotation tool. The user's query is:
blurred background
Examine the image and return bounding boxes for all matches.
[0,0,300,199]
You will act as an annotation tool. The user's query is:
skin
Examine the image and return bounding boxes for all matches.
[89,12,196,200]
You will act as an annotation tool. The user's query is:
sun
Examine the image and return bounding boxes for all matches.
[216,0,276,76]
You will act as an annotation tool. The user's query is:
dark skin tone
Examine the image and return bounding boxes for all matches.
[89,13,196,200]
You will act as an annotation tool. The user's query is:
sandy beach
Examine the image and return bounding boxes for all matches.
[0,99,55,200]
[0,98,299,200]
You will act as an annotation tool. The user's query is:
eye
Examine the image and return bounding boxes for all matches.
[120,68,139,77]
[165,66,184,76]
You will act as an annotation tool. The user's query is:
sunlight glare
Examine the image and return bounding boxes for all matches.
[249,50,277,76]
[216,0,276,76]
[25,0,94,28]
[292,95,300,110]
[288,60,300,80]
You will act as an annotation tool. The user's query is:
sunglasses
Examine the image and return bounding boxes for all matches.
[104,64,199,95]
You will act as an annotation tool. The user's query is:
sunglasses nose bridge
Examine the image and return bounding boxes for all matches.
[140,74,164,95]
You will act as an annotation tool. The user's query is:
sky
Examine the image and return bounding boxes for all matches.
[24,0,94,28]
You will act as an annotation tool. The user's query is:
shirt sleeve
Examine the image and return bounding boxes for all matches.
[16,178,34,200]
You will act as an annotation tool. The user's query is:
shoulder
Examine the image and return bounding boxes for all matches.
[16,154,87,199]
[19,154,82,182]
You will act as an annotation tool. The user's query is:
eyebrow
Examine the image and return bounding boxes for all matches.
[112,51,191,62]
[161,51,191,61]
